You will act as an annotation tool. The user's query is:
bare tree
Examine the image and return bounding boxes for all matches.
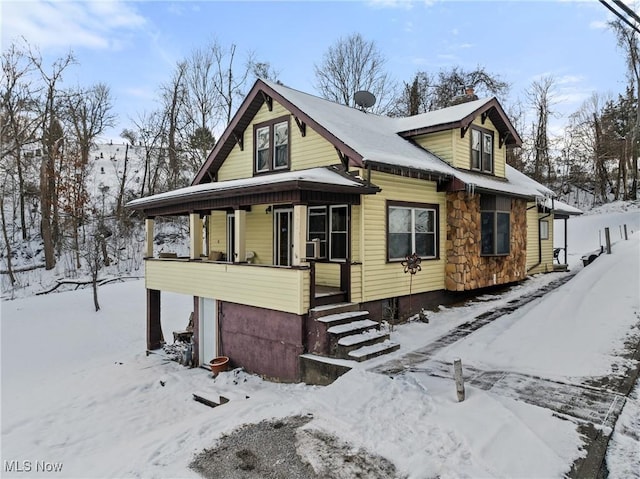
[130,110,167,196]
[567,93,613,204]
[392,66,509,116]
[314,33,396,114]
[527,76,557,183]
[609,16,640,198]
[160,61,188,189]
[211,42,254,125]
[1,42,41,240]
[62,83,115,167]
[29,47,76,269]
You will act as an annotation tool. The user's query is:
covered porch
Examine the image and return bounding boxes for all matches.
[127,166,378,377]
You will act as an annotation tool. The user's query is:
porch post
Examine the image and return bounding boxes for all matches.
[234,209,246,262]
[145,218,155,258]
[292,204,308,266]
[564,217,568,265]
[147,289,164,350]
[189,213,203,260]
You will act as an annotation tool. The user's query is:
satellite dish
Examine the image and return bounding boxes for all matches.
[354,90,376,111]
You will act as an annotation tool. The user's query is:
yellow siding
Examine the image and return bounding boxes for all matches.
[350,264,362,304]
[408,118,507,178]
[246,204,273,264]
[526,205,555,274]
[315,262,340,287]
[145,260,309,315]
[208,211,227,256]
[413,130,454,165]
[207,205,274,264]
[361,171,447,303]
[351,204,361,263]
[451,117,506,177]
[217,100,339,182]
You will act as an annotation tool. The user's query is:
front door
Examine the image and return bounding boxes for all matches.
[274,209,293,266]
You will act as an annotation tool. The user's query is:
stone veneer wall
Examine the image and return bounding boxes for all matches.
[445,192,527,291]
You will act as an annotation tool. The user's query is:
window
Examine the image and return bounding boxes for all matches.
[306,205,348,260]
[471,128,493,173]
[481,195,510,256]
[387,203,438,261]
[540,220,549,240]
[254,117,289,173]
[330,206,348,260]
[308,207,327,258]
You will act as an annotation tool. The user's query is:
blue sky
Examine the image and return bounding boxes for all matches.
[1,0,630,141]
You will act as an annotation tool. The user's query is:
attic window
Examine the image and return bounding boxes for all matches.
[471,128,493,173]
[254,116,290,174]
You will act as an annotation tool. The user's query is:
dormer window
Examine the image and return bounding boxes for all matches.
[471,128,493,173]
[254,116,289,174]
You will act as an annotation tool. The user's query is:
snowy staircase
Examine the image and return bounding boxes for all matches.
[300,303,400,385]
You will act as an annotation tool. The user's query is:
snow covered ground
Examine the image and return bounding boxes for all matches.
[1,203,639,478]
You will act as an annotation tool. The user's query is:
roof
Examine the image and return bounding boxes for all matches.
[127,166,380,215]
[135,79,556,213]
[542,198,583,217]
[394,97,522,147]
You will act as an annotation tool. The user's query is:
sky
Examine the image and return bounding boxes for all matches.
[0,0,632,141]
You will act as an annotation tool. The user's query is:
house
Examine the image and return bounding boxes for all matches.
[127,79,581,383]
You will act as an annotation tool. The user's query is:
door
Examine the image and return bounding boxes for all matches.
[226,213,235,262]
[199,297,217,365]
[274,209,293,266]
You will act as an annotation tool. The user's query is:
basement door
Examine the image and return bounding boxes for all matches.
[199,297,217,365]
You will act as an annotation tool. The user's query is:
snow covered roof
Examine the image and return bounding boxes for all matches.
[542,198,583,216]
[127,166,378,212]
[176,79,552,208]
[262,80,458,178]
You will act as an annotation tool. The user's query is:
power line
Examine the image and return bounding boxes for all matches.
[599,0,640,34]
[613,0,640,25]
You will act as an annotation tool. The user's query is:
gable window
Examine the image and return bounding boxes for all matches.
[254,116,289,174]
[481,195,510,256]
[307,205,348,260]
[471,128,493,173]
[387,202,438,261]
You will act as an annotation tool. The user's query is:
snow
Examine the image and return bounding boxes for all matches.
[127,166,371,209]
[2,204,639,478]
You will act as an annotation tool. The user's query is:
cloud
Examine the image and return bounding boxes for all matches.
[2,0,147,52]
[590,20,608,30]
[366,0,414,10]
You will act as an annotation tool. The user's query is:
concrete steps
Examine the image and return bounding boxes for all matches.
[301,303,400,384]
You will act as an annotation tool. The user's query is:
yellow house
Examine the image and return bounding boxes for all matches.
[127,79,581,383]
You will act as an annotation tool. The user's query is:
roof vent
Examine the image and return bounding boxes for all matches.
[354,90,376,112]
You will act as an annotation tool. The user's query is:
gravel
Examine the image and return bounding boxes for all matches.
[189,415,403,479]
